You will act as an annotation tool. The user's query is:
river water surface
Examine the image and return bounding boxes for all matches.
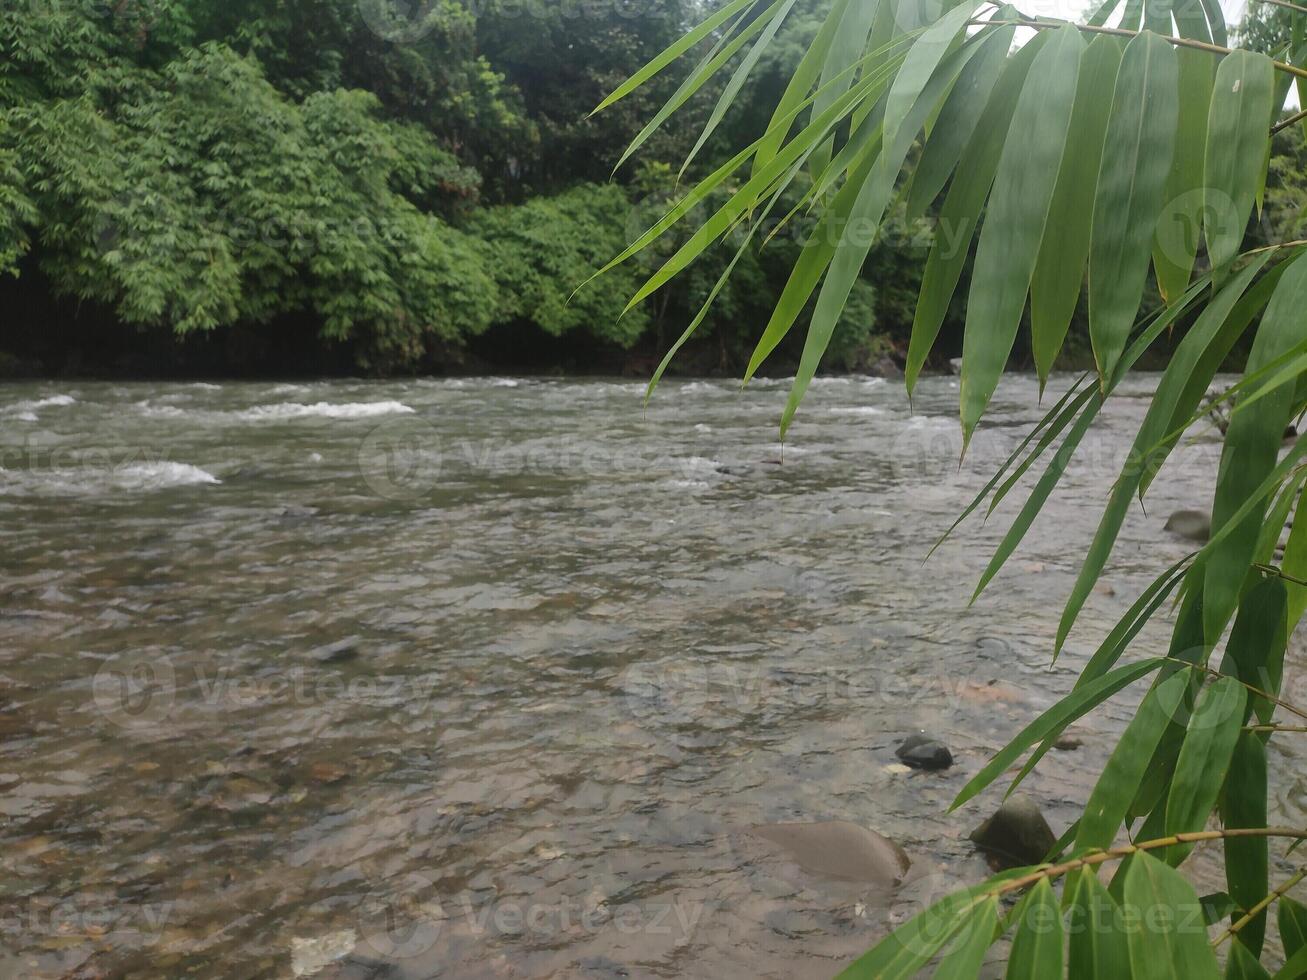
[2,375,1304,978]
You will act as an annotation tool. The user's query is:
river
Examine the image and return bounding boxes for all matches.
[1,375,1303,978]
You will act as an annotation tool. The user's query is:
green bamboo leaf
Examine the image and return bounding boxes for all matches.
[836,887,997,979]
[1280,895,1307,959]
[960,25,1085,446]
[1089,0,1122,25]
[751,0,852,181]
[950,657,1165,811]
[1139,260,1288,499]
[932,896,999,979]
[1163,676,1247,864]
[779,2,988,439]
[593,0,761,115]
[1222,731,1270,958]
[1089,30,1179,386]
[1077,671,1189,850]
[1121,0,1145,30]
[1145,0,1174,34]
[906,22,1016,220]
[1123,852,1222,979]
[1030,34,1123,389]
[1220,578,1289,726]
[1172,0,1214,42]
[1226,941,1272,980]
[1203,253,1307,644]
[1055,255,1271,653]
[678,0,802,180]
[1068,867,1131,979]
[1198,0,1227,45]
[1284,485,1307,629]
[905,32,1049,396]
[1152,47,1213,304]
[1201,892,1235,926]
[1006,879,1063,979]
[1203,50,1275,271]
[807,0,882,178]
[1076,557,1192,688]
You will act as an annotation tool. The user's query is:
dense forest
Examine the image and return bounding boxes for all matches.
[0,0,1302,377]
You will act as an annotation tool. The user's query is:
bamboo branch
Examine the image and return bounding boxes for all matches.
[969,18,1307,81]
[1213,868,1307,946]
[1246,724,1307,733]
[1257,0,1307,16]
[990,828,1307,898]
[1274,108,1307,136]
[1162,657,1307,722]
[1255,561,1307,587]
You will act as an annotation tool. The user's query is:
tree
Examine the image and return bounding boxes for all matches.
[599,0,1307,975]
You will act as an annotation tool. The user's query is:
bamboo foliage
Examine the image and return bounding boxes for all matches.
[596,0,1307,975]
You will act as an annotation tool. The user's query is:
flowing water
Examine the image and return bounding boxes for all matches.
[1,375,1304,979]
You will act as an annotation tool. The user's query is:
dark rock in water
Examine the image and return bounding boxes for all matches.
[948,357,963,375]
[895,733,953,771]
[310,636,360,664]
[1165,509,1211,543]
[750,820,909,885]
[868,356,904,380]
[969,794,1057,868]
[1286,424,1299,442]
[1053,734,1082,751]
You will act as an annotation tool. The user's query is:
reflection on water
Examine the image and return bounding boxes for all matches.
[0,375,1302,978]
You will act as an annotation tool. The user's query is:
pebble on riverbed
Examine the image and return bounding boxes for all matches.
[969,794,1057,868]
[1165,509,1211,543]
[894,733,953,771]
[749,820,910,886]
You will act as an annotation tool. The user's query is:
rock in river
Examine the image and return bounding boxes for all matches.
[895,733,953,771]
[969,794,1056,868]
[750,821,910,885]
[1165,509,1211,543]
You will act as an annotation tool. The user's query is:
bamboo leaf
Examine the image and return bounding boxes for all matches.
[1068,867,1131,979]
[1055,255,1271,653]
[932,896,999,979]
[1030,33,1123,389]
[1222,731,1270,958]
[593,0,761,115]
[1152,47,1213,303]
[751,0,852,181]
[1006,879,1063,979]
[1163,676,1247,864]
[1123,852,1222,979]
[906,22,1016,220]
[1220,578,1289,725]
[1284,485,1307,629]
[1203,253,1307,643]
[1198,0,1227,45]
[1076,556,1192,687]
[951,657,1165,811]
[780,2,987,438]
[836,887,1000,979]
[808,0,882,178]
[960,25,1085,446]
[1077,671,1189,850]
[905,32,1049,396]
[1279,895,1307,960]
[1088,30,1179,386]
[1226,941,1272,980]
[1204,50,1275,272]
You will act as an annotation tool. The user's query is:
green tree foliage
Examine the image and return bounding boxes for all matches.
[602,0,1307,976]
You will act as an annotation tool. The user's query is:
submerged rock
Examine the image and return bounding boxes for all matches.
[750,820,910,885]
[309,637,360,664]
[969,794,1056,868]
[895,734,953,771]
[1165,509,1211,543]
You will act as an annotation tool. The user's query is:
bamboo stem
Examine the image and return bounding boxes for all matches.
[990,828,1307,898]
[969,18,1307,81]
[1257,0,1307,16]
[1161,657,1307,722]
[1246,724,1307,733]
[1273,108,1307,135]
[1255,561,1307,587]
[1213,868,1307,946]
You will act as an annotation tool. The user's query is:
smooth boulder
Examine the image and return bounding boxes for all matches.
[750,820,909,885]
[969,794,1056,868]
[895,733,953,771]
[1165,509,1211,543]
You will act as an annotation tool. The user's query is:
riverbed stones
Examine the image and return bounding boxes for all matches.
[1165,509,1211,543]
[895,733,953,771]
[750,821,910,885]
[969,794,1056,868]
